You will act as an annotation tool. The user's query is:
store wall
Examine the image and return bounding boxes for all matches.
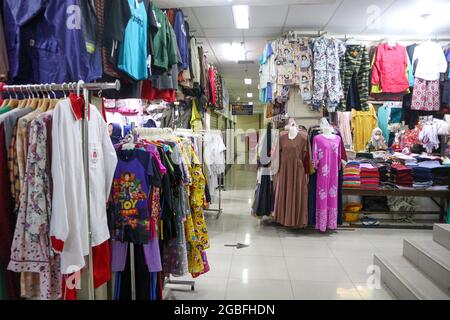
[236,114,261,165]
[286,87,322,128]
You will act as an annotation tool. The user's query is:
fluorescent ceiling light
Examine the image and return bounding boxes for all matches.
[247,93,253,98]
[224,42,246,62]
[244,78,252,85]
[232,5,249,29]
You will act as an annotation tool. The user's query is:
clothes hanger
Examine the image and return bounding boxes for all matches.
[48,83,59,110]
[8,87,20,109]
[38,84,51,112]
[1,88,10,107]
[17,86,28,108]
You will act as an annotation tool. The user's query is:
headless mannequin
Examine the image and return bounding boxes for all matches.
[320,118,335,138]
[285,118,298,140]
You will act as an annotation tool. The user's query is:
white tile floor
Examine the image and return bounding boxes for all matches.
[165,165,433,300]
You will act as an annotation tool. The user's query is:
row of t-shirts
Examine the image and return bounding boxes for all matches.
[203,133,226,201]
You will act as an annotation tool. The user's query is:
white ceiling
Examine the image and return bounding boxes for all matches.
[153,0,450,107]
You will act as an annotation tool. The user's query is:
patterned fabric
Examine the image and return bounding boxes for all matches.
[16,110,42,195]
[8,126,20,210]
[8,112,61,300]
[340,45,370,111]
[275,36,313,104]
[411,78,440,111]
[312,135,342,232]
[312,38,346,111]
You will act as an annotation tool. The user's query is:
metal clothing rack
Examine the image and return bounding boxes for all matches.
[200,129,225,220]
[2,80,121,301]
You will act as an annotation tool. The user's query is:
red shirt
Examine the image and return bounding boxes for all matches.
[371,44,409,93]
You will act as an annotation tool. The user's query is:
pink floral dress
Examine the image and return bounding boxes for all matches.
[312,134,342,232]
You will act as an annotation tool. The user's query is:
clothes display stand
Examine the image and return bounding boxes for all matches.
[2,80,120,300]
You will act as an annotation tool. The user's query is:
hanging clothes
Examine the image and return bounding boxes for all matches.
[8,111,61,300]
[337,111,353,149]
[339,45,370,111]
[371,43,409,93]
[312,37,346,111]
[351,104,378,152]
[312,134,342,232]
[273,131,309,228]
[50,95,117,275]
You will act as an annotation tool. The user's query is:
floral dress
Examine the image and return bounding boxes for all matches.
[312,134,342,232]
[8,112,61,300]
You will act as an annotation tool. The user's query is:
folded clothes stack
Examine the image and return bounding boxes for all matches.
[343,161,361,189]
[412,166,433,189]
[390,163,413,187]
[374,162,389,184]
[360,163,380,190]
[431,167,450,186]
[414,161,449,186]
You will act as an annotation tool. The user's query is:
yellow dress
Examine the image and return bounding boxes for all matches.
[179,141,209,274]
[351,104,378,152]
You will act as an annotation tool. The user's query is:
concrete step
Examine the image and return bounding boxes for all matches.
[403,239,450,294]
[374,254,450,300]
[433,224,450,250]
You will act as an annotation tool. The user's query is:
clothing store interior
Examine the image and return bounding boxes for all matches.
[1,0,450,302]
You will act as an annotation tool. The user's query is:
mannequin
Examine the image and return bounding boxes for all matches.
[320,117,334,138]
[285,117,298,140]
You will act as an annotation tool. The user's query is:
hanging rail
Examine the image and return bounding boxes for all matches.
[2,80,121,93]
[1,80,121,301]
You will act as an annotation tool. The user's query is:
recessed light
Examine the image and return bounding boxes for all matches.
[248,101,253,105]
[232,5,249,29]
[247,93,253,98]
[244,78,252,85]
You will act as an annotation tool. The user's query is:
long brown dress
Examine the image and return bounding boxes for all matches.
[273,131,309,228]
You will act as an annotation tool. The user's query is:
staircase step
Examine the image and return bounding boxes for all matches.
[403,239,450,294]
[433,224,450,250]
[374,254,450,300]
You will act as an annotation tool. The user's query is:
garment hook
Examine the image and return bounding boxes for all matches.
[77,80,84,96]
[50,83,57,99]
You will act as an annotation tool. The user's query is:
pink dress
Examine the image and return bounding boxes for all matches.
[312,134,341,232]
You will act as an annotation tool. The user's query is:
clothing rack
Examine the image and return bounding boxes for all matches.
[200,129,225,220]
[2,80,121,301]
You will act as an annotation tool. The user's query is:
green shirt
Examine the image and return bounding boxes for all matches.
[152,6,178,71]
[0,106,11,115]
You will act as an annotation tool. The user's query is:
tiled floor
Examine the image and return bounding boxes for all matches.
[165,165,433,300]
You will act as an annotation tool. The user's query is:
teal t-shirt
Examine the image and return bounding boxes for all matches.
[118,0,148,81]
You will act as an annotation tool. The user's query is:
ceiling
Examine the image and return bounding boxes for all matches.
[153,0,450,109]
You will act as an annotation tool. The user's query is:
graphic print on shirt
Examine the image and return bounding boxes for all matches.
[113,172,150,244]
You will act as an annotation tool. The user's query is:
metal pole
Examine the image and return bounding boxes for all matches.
[82,87,95,301]
[130,243,136,300]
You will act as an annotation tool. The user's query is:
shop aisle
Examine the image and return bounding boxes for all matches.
[165,165,435,300]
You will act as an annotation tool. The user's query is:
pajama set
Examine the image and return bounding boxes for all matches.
[275,37,313,104]
[339,45,370,111]
[411,41,448,111]
[312,38,346,112]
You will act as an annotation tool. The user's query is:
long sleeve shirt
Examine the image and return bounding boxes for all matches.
[412,41,448,81]
[50,96,117,274]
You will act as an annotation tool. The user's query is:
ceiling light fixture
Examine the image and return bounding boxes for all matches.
[244,78,252,85]
[247,93,253,98]
[224,42,246,62]
[248,101,253,106]
[232,5,249,29]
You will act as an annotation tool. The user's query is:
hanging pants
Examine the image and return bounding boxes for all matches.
[312,69,344,112]
[339,45,370,111]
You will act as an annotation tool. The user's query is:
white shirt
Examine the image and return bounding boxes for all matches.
[412,41,447,81]
[190,37,201,83]
[50,99,117,274]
